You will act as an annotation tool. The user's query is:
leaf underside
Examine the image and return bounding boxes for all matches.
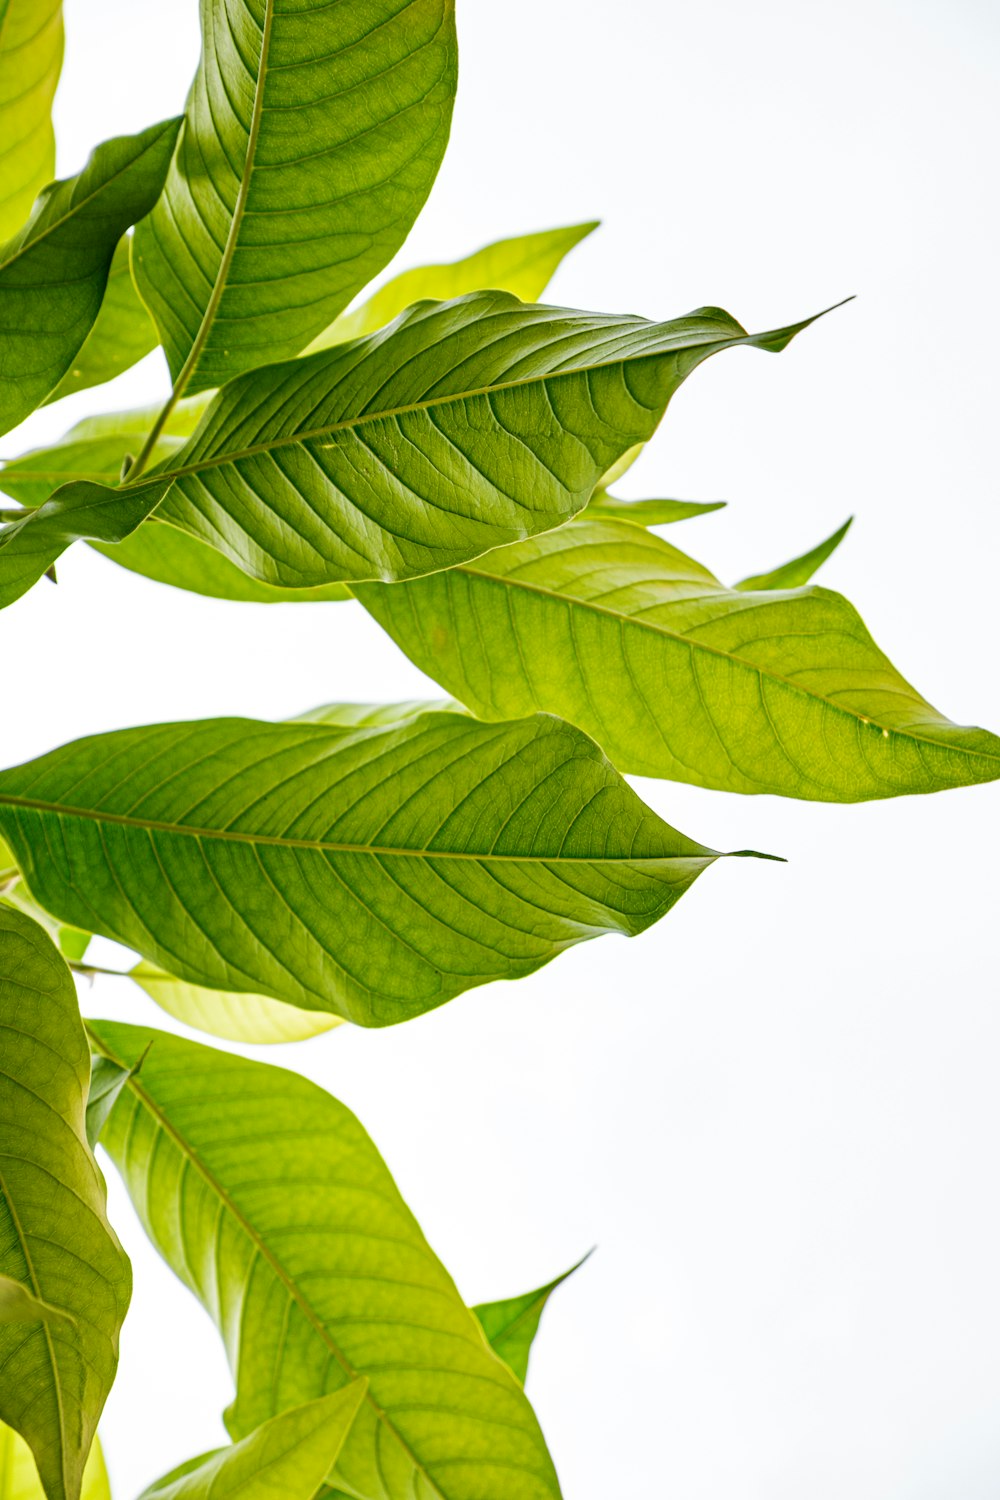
[0,0,63,240]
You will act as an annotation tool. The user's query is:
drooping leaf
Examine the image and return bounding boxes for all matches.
[0,1426,109,1500]
[85,1051,149,1153]
[474,1256,590,1386]
[585,491,726,525]
[90,1021,563,1500]
[307,221,600,351]
[138,1388,367,1500]
[0,1277,69,1328]
[128,962,342,1046]
[734,515,853,590]
[0,117,181,436]
[0,709,727,1027]
[44,236,158,404]
[0,1,63,239]
[25,294,830,610]
[0,907,131,1500]
[355,516,1000,803]
[133,0,458,396]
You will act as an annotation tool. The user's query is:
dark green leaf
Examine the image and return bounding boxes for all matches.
[0,907,131,1500]
[44,236,158,404]
[0,116,181,436]
[0,709,727,1026]
[355,516,1000,803]
[134,0,458,395]
[90,1022,563,1500]
[735,515,853,590]
[0,1,63,239]
[474,1255,590,1386]
[307,220,599,351]
[138,1388,367,1500]
[33,294,829,607]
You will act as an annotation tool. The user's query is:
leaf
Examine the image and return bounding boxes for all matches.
[90,1021,563,1500]
[133,0,458,397]
[0,709,727,1026]
[128,962,341,1046]
[44,236,158,405]
[474,1256,589,1386]
[0,1426,109,1500]
[354,516,1000,803]
[2,880,90,962]
[0,1,63,239]
[32,294,830,608]
[735,515,853,590]
[0,116,181,437]
[585,492,726,525]
[85,1052,148,1153]
[0,1276,70,1328]
[293,699,464,730]
[307,221,599,351]
[0,906,131,1500]
[138,1388,367,1500]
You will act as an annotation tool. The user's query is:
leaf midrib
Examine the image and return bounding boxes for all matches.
[0,790,709,866]
[86,1027,447,1500]
[453,562,1000,766]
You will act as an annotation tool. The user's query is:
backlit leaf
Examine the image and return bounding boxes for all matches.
[0,907,131,1500]
[585,491,726,525]
[0,117,181,436]
[91,1022,563,1500]
[0,1277,69,1328]
[474,1256,589,1386]
[128,962,342,1046]
[307,221,599,351]
[0,1427,109,1500]
[44,236,158,405]
[133,0,458,394]
[24,294,828,610]
[0,1,63,239]
[355,516,1000,802]
[138,1388,367,1500]
[0,709,727,1027]
[734,515,853,590]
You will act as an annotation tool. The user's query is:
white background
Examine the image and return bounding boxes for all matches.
[7,1,1000,1495]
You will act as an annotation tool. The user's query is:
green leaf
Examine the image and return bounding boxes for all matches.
[0,1427,109,1500]
[585,491,727,525]
[307,221,599,351]
[0,1,63,239]
[0,709,725,1026]
[90,1021,563,1500]
[0,1276,70,1328]
[127,962,342,1046]
[44,236,158,405]
[0,906,131,1500]
[138,1388,367,1500]
[2,880,90,962]
[85,1051,149,1153]
[474,1256,589,1386]
[735,515,853,590]
[133,0,458,397]
[355,516,1000,803]
[0,116,181,437]
[33,294,829,606]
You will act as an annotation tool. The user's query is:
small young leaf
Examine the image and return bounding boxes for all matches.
[0,1,63,239]
[85,1052,147,1152]
[134,0,458,394]
[585,492,727,525]
[0,1426,110,1500]
[128,963,341,1046]
[474,1255,590,1386]
[44,236,158,405]
[0,907,131,1500]
[355,516,1000,802]
[138,1387,367,1500]
[307,220,599,351]
[0,116,181,436]
[734,515,853,590]
[0,710,728,1026]
[90,1022,563,1500]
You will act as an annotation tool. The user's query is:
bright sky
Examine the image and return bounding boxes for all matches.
[8,1,999,1496]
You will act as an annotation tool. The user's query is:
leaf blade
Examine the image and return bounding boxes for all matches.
[128,962,342,1046]
[44,236,158,405]
[0,907,131,1500]
[474,1256,589,1386]
[0,1,63,239]
[735,515,853,590]
[91,1022,563,1500]
[0,710,721,1025]
[354,516,1000,802]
